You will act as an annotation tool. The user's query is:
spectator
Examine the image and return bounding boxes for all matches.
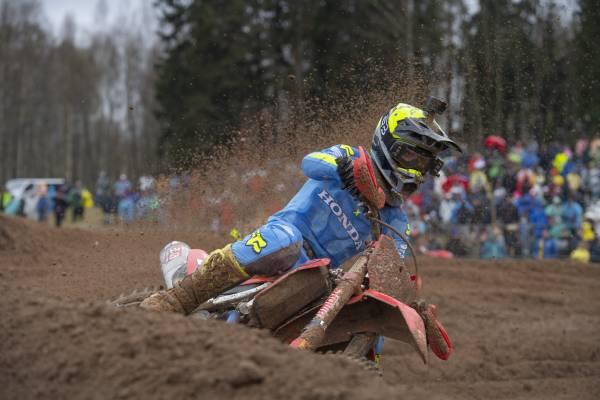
[36,183,49,222]
[451,191,475,225]
[590,239,600,263]
[469,157,490,193]
[529,203,548,239]
[114,173,132,202]
[96,171,113,225]
[96,171,110,199]
[117,190,137,224]
[137,176,162,223]
[515,184,540,218]
[81,186,94,212]
[531,229,558,259]
[68,181,84,222]
[580,220,595,243]
[446,225,471,257]
[570,241,590,264]
[544,196,562,221]
[560,195,583,233]
[439,188,460,224]
[497,195,520,257]
[1,188,11,212]
[53,185,69,227]
[501,163,518,195]
[480,227,507,260]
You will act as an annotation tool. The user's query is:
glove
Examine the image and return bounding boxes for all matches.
[336,146,385,209]
[336,156,358,195]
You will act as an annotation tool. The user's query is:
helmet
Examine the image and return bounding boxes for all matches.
[370,102,462,201]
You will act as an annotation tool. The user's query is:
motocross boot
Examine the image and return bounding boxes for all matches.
[140,244,249,314]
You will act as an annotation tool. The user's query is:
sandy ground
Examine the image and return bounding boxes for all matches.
[1,214,599,399]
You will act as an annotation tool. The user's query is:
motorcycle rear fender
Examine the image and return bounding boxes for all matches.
[250,258,332,329]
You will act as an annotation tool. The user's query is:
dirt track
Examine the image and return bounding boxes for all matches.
[1,214,600,399]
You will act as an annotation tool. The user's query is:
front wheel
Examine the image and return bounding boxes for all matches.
[319,334,383,377]
[322,351,382,377]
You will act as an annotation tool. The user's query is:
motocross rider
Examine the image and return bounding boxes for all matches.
[141,102,462,315]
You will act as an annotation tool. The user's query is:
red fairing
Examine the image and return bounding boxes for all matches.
[432,319,452,360]
[348,290,453,362]
[348,289,428,363]
[424,304,453,360]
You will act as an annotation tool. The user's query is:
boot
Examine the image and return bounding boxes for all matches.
[140,244,249,314]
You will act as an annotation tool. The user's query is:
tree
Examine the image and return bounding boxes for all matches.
[0,0,161,186]
[575,0,600,133]
[155,0,260,164]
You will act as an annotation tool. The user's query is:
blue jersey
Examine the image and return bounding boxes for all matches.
[272,144,410,268]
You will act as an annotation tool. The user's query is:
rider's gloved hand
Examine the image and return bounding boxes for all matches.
[336,156,360,197]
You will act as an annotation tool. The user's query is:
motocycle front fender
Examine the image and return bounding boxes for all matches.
[274,288,429,364]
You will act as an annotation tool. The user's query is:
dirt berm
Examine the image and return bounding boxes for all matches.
[1,215,600,400]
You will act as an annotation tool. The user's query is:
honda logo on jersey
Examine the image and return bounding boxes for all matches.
[318,189,362,251]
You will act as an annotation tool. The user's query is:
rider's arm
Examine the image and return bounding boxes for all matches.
[380,207,410,260]
[301,145,358,181]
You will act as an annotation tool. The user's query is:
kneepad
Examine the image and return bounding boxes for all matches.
[232,222,303,276]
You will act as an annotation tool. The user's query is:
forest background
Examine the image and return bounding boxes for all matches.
[1,0,598,186]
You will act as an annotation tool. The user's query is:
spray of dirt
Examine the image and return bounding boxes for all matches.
[154,78,429,239]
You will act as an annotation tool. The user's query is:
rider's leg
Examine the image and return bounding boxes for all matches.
[140,219,305,314]
[231,218,307,275]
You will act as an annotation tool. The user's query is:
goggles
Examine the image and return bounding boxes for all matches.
[388,141,444,176]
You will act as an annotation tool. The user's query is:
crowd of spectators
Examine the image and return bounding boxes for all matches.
[94,172,162,225]
[1,180,93,227]
[2,136,599,265]
[407,136,600,264]
[0,172,161,227]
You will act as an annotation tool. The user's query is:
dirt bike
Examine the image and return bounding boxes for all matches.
[111,232,452,370]
[112,147,453,370]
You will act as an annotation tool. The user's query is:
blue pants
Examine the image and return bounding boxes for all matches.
[231,218,310,276]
